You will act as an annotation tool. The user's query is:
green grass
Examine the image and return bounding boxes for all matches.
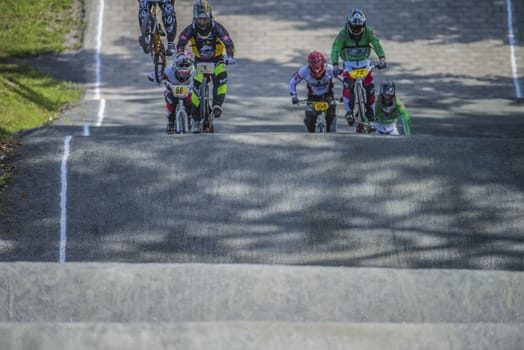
[0,0,83,140]
[0,63,82,138]
[0,0,83,58]
[0,0,84,191]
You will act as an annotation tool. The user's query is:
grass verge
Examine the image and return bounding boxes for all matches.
[0,0,83,58]
[0,63,82,138]
[0,0,84,191]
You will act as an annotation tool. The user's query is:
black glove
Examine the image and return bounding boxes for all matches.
[291,95,299,105]
[333,65,343,76]
[378,60,387,69]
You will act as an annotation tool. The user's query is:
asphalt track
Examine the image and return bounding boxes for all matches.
[0,0,524,348]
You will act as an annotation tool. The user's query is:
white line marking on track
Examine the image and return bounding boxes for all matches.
[59,135,72,263]
[61,0,105,261]
[97,98,106,127]
[506,0,522,98]
[85,0,105,131]
[94,0,104,102]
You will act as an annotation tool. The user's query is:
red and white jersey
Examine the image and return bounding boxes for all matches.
[288,64,335,97]
[148,67,193,87]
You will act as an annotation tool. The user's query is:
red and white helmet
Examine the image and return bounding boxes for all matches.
[307,50,326,79]
[174,57,193,82]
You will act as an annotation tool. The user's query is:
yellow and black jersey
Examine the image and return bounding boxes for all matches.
[176,21,235,62]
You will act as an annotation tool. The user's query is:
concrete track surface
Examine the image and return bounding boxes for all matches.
[0,263,524,349]
[1,0,524,349]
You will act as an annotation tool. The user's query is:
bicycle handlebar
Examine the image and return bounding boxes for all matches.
[296,99,338,106]
[333,62,386,80]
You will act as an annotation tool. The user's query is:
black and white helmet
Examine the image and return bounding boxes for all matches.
[174,57,193,82]
[346,8,366,41]
[379,80,397,113]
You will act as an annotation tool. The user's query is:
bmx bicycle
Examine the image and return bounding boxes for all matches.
[337,62,385,133]
[140,0,167,83]
[164,81,192,134]
[297,99,337,133]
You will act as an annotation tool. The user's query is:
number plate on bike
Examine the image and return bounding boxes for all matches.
[196,62,215,74]
[172,85,190,98]
[350,68,368,79]
[310,102,329,111]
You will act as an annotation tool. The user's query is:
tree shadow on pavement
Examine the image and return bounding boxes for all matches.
[1,129,523,271]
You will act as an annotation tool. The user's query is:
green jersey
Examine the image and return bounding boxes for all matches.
[375,97,411,136]
[331,26,385,64]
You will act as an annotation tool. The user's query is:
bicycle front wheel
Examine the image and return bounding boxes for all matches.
[154,48,166,83]
[140,14,154,54]
[316,113,326,133]
[355,84,367,133]
[176,108,189,134]
[200,80,213,133]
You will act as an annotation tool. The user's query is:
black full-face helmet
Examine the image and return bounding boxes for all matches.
[346,8,366,41]
[193,0,213,31]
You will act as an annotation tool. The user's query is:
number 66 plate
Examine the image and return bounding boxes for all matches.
[172,85,190,98]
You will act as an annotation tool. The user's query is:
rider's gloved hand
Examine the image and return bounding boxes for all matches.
[225,56,236,65]
[333,64,343,77]
[378,59,387,69]
[291,95,299,105]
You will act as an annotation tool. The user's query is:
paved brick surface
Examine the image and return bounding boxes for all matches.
[32,0,523,114]
[208,0,523,98]
[211,0,523,136]
[53,0,521,137]
[3,0,524,264]
[1,9,524,348]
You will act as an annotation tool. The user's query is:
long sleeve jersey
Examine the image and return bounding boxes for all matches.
[147,66,192,86]
[289,64,335,97]
[375,97,411,136]
[176,21,235,63]
[331,27,385,64]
